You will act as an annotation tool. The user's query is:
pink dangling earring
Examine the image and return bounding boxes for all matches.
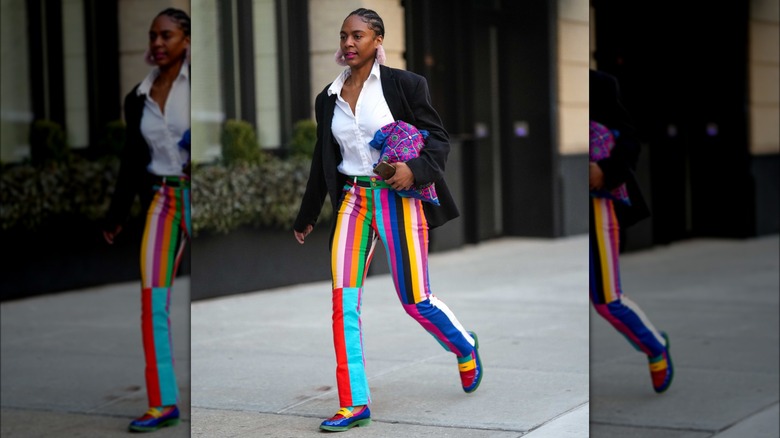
[375,45,386,65]
[144,48,156,66]
[334,49,347,67]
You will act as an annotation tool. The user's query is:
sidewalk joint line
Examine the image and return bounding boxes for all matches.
[83,388,147,414]
[590,420,717,433]
[712,400,780,435]
[274,352,449,414]
[192,405,527,433]
[520,401,588,436]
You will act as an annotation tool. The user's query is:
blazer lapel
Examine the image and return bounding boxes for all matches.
[380,65,405,120]
[322,93,338,150]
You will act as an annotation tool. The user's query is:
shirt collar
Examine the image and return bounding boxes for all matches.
[137,60,190,96]
[328,60,381,96]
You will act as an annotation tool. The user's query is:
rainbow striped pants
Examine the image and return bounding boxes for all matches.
[590,196,665,357]
[331,179,475,407]
[139,178,190,407]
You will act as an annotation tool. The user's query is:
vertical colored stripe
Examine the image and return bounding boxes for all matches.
[141,193,161,288]
[409,198,428,302]
[343,191,359,284]
[402,198,422,303]
[332,288,352,405]
[351,189,371,285]
[593,199,613,301]
[182,187,191,237]
[141,288,160,406]
[331,191,348,288]
[606,199,621,302]
[151,286,178,405]
[396,197,414,303]
[342,287,369,404]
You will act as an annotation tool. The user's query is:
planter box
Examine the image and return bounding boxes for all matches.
[0,216,191,301]
[191,226,392,301]
[190,217,468,302]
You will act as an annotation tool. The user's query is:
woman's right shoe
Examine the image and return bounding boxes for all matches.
[649,332,674,393]
[459,331,483,393]
[319,406,371,432]
[128,405,180,432]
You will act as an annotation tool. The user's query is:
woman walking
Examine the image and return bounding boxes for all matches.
[102,8,190,432]
[589,68,673,394]
[294,8,482,432]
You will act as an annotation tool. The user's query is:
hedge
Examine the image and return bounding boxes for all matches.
[191,155,330,236]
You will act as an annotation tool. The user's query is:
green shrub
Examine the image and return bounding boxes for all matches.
[99,119,127,156]
[29,119,69,166]
[288,119,317,158]
[0,155,120,230]
[221,119,265,165]
[191,155,331,236]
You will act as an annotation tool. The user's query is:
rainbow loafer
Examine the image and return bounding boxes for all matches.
[319,406,371,432]
[459,331,483,393]
[649,332,674,393]
[128,405,180,433]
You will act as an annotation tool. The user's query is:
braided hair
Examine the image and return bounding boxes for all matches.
[156,8,190,36]
[345,8,384,38]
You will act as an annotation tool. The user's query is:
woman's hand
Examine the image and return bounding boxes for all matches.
[294,224,314,244]
[589,162,605,191]
[387,162,414,191]
[103,225,123,245]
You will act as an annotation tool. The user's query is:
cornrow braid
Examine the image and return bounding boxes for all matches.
[346,8,384,38]
[156,8,190,36]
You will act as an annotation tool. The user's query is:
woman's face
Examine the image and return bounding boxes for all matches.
[340,15,382,69]
[148,15,189,68]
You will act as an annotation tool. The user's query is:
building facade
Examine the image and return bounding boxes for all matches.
[0,0,189,163]
[591,0,779,248]
[191,0,590,246]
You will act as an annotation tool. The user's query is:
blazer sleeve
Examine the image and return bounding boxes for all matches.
[398,74,450,186]
[103,89,145,231]
[293,89,329,232]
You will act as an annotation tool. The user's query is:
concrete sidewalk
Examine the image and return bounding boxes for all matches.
[590,235,780,438]
[2,234,776,437]
[190,235,591,437]
[1,279,191,437]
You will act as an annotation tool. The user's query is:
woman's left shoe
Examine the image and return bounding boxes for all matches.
[648,332,674,393]
[128,405,180,432]
[320,406,371,432]
[459,331,483,393]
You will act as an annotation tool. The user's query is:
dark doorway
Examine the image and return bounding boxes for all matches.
[405,0,562,241]
[592,2,752,244]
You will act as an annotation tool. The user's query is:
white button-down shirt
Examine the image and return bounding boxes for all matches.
[137,61,190,176]
[329,61,394,176]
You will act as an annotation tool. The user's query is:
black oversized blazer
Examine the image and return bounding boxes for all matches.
[103,85,155,231]
[293,65,460,238]
[589,69,650,228]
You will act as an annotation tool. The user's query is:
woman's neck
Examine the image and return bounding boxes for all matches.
[157,58,185,84]
[347,61,374,87]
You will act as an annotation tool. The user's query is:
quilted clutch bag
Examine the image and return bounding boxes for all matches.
[369,120,440,205]
[590,120,630,205]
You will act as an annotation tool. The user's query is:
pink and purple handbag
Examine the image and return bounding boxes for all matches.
[369,120,440,205]
[590,120,630,205]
